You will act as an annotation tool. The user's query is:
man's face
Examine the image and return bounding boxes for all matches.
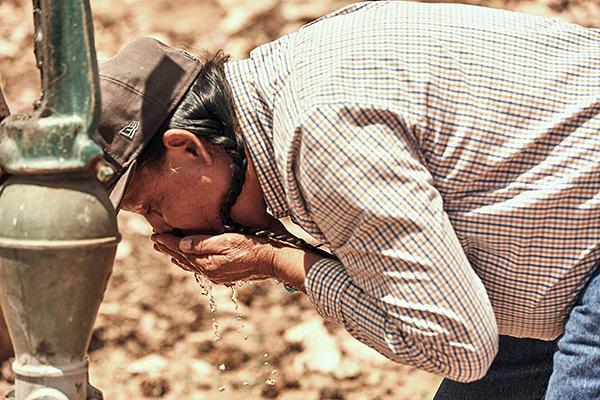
[120,163,223,235]
[120,131,231,235]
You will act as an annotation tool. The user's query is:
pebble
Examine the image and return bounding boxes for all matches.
[126,354,168,376]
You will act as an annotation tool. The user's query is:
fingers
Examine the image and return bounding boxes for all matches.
[152,233,185,253]
[153,233,231,255]
[154,243,195,272]
[171,257,192,272]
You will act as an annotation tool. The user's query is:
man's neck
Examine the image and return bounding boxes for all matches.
[224,55,291,219]
[229,147,270,229]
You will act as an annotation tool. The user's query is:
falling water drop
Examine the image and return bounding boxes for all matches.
[208,292,217,314]
[265,369,278,386]
[194,273,210,296]
[193,272,220,341]
[231,285,239,311]
[212,318,220,342]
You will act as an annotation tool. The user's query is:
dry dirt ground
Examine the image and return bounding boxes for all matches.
[0,0,599,399]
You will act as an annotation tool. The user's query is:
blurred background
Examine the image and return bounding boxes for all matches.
[0,0,598,399]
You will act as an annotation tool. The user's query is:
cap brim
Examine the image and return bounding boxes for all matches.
[109,160,137,210]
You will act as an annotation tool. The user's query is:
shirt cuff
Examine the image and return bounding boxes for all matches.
[304,258,350,323]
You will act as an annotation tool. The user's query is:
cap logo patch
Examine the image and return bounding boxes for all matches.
[182,50,197,60]
[119,121,139,140]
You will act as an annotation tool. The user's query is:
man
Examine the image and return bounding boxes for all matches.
[95,2,600,399]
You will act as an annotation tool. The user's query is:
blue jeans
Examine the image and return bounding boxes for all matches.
[433,336,557,400]
[545,266,600,399]
[434,266,600,400]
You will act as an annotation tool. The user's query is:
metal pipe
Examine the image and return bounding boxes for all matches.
[0,1,118,399]
[0,0,104,173]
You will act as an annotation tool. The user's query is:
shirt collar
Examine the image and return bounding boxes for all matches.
[224,58,290,218]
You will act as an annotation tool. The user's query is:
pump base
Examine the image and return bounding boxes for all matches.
[5,382,103,400]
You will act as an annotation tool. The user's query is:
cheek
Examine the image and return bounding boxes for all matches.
[157,169,226,232]
[161,192,218,232]
[163,195,202,228]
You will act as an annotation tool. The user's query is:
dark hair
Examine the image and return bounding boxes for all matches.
[139,51,335,261]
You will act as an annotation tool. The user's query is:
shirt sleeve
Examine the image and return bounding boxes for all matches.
[295,104,499,382]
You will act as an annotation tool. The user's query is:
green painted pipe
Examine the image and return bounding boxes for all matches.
[0,0,103,173]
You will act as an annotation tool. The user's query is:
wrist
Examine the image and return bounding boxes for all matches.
[272,245,324,293]
[257,240,279,278]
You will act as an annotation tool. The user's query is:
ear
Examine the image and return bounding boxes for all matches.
[162,129,213,166]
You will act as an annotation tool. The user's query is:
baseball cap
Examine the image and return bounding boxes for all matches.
[94,37,203,209]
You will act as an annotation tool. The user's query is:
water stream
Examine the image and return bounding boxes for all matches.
[193,277,279,391]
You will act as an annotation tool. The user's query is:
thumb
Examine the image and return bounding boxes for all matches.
[179,234,223,255]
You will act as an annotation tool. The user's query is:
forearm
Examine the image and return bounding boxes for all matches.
[267,241,498,381]
[270,244,324,293]
[305,258,499,382]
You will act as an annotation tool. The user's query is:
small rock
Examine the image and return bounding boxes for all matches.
[333,361,361,380]
[279,22,305,36]
[123,214,153,236]
[1,357,15,383]
[126,354,168,376]
[284,318,342,374]
[189,360,213,377]
[319,387,345,400]
[280,3,334,22]
[365,371,383,386]
[339,334,389,366]
[140,377,169,397]
[284,379,301,389]
[222,37,254,60]
[206,344,250,371]
[261,384,280,399]
[221,1,278,36]
[115,240,132,261]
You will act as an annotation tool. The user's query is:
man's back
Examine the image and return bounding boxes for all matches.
[225,3,600,378]
[282,1,600,340]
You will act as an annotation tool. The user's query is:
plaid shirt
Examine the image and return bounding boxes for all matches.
[224,1,600,381]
